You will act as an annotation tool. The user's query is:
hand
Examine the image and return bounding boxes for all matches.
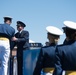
[11,36,18,41]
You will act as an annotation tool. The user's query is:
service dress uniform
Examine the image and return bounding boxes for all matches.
[0,17,15,75]
[33,26,63,75]
[53,21,76,75]
[14,21,29,75]
[33,44,56,75]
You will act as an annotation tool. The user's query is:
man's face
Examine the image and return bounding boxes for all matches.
[47,33,59,43]
[47,33,53,42]
[17,25,24,31]
[5,20,12,25]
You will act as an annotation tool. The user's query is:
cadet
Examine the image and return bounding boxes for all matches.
[33,26,63,75]
[12,21,29,75]
[53,21,76,75]
[0,16,15,75]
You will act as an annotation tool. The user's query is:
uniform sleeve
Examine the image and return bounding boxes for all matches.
[11,27,15,37]
[16,31,29,42]
[10,41,17,50]
[33,48,44,75]
[10,28,16,50]
[53,47,63,75]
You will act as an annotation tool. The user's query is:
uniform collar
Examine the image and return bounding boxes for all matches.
[19,29,24,33]
[65,40,75,45]
[49,43,56,46]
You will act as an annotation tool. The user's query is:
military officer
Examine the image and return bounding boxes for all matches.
[53,21,76,75]
[0,16,15,75]
[12,21,29,75]
[33,26,63,75]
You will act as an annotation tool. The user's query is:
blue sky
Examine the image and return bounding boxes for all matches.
[0,0,76,45]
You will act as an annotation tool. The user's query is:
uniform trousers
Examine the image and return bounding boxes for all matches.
[0,40,10,75]
[17,52,23,75]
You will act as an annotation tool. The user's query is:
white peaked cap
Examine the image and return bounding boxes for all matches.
[3,16,12,19]
[46,26,63,36]
[63,21,76,30]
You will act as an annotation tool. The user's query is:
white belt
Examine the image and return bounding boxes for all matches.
[43,68,54,73]
[0,37,9,41]
[65,71,76,75]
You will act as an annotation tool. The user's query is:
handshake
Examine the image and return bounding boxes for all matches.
[11,36,18,41]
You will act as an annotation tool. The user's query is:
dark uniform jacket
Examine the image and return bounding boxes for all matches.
[53,40,76,75]
[12,30,29,75]
[14,30,29,56]
[33,43,56,75]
